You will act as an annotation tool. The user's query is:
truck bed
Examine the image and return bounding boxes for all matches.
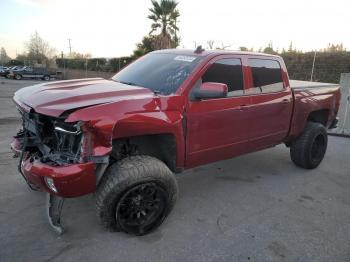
[288,80,341,139]
[290,80,339,89]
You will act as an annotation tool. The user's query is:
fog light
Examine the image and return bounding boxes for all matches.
[45,177,58,193]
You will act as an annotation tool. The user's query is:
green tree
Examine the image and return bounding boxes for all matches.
[133,35,157,58]
[148,0,180,49]
[263,41,278,55]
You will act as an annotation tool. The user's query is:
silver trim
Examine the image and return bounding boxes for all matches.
[54,126,81,135]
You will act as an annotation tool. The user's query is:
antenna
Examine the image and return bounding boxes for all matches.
[194,45,205,54]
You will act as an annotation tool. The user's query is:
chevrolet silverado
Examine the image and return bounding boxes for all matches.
[11,48,340,235]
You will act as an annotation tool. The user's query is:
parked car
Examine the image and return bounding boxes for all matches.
[0,66,22,78]
[10,67,54,80]
[0,66,9,72]
[11,49,340,236]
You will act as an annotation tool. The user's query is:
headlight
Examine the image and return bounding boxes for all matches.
[45,177,58,193]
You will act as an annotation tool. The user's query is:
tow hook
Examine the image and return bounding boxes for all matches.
[46,193,65,235]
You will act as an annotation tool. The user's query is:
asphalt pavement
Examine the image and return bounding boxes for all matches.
[0,78,349,262]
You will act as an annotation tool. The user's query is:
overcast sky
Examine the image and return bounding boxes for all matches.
[1,0,349,58]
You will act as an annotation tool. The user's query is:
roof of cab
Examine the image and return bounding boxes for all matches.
[153,48,280,58]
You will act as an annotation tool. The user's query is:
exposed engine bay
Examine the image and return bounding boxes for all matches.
[15,110,84,166]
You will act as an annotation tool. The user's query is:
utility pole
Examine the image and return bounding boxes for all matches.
[67,38,72,56]
[310,51,317,81]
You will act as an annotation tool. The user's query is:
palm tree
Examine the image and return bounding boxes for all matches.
[148,0,180,49]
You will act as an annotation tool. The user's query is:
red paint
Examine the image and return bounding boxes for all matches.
[21,154,96,197]
[12,49,341,197]
[200,82,228,92]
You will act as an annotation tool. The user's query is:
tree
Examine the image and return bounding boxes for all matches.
[215,41,232,50]
[148,0,180,49]
[132,35,157,58]
[26,31,55,63]
[0,47,10,65]
[69,52,92,59]
[263,41,278,55]
[207,40,215,49]
[324,43,346,52]
[239,46,248,51]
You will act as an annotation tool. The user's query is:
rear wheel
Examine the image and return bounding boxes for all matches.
[15,74,22,80]
[96,155,178,235]
[43,75,50,81]
[290,122,328,169]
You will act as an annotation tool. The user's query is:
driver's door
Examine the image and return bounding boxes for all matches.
[185,56,253,168]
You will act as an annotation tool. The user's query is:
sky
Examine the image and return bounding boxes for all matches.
[0,0,349,58]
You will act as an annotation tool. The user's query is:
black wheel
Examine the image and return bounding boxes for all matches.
[15,74,22,80]
[96,155,178,236]
[290,122,328,169]
[43,75,50,81]
[5,73,10,79]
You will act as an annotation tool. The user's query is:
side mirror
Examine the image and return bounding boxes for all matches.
[193,82,228,100]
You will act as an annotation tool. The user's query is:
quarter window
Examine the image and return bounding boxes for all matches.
[202,58,244,96]
[248,59,284,93]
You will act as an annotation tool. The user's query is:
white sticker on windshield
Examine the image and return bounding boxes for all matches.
[174,55,196,62]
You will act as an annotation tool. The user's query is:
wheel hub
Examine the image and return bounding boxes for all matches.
[116,182,166,235]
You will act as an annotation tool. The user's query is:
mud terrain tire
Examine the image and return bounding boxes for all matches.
[96,155,178,235]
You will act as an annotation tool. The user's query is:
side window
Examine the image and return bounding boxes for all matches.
[202,58,244,96]
[248,59,284,93]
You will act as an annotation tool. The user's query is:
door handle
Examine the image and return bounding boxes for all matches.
[282,99,289,103]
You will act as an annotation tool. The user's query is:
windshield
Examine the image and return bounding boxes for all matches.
[112,53,202,95]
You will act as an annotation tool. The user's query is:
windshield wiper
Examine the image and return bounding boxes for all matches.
[115,80,137,86]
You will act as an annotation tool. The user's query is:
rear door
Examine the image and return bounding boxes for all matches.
[185,55,254,168]
[246,58,293,149]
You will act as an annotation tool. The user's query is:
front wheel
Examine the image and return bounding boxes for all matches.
[96,156,178,236]
[43,75,50,81]
[290,122,328,169]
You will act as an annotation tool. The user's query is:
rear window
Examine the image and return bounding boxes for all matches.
[248,59,284,93]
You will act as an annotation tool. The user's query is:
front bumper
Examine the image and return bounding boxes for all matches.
[20,157,96,197]
[12,137,97,198]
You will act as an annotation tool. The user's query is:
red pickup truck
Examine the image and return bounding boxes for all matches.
[11,49,340,235]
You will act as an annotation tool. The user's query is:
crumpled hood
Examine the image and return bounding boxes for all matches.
[13,78,154,117]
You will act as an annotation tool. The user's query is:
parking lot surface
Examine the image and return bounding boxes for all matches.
[0,78,349,262]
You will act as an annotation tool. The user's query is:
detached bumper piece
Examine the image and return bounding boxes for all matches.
[46,193,65,235]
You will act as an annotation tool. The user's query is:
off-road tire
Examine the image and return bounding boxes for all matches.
[290,122,328,169]
[96,155,178,235]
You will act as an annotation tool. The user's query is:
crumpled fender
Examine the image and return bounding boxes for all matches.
[65,95,186,167]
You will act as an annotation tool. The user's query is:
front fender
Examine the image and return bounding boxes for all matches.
[64,96,185,167]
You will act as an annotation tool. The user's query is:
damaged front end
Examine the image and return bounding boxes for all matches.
[12,109,109,234]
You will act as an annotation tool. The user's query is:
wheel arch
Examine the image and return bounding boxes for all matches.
[111,134,178,173]
[307,109,330,126]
